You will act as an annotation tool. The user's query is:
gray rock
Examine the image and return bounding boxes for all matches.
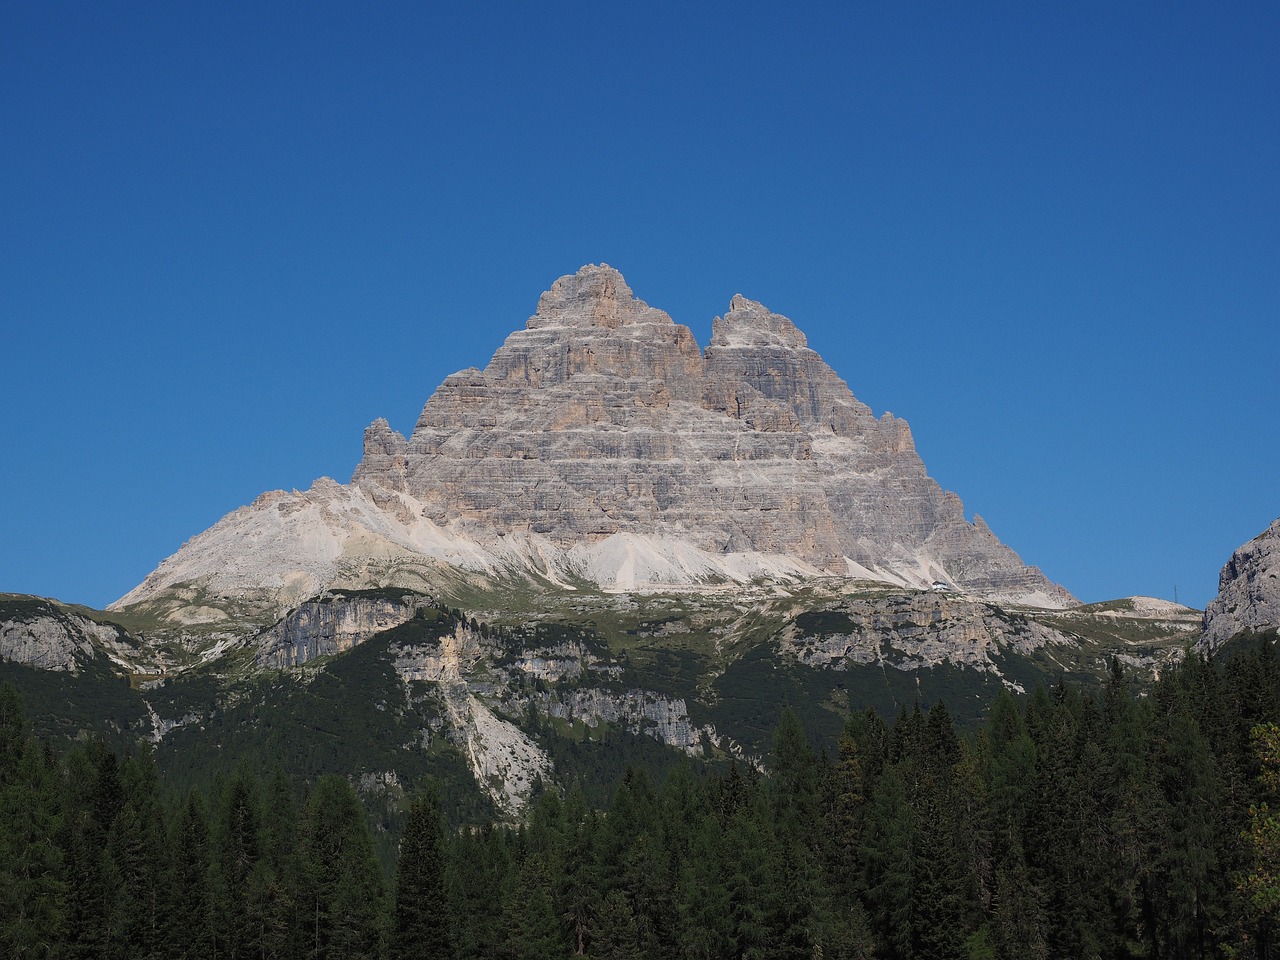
[0,596,135,673]
[1202,518,1280,650]
[257,592,427,668]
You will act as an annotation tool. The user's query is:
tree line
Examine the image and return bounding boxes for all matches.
[3,637,1280,959]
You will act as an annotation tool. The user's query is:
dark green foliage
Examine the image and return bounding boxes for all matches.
[4,638,1280,958]
[166,790,215,960]
[153,628,498,829]
[297,774,386,959]
[392,782,454,960]
[0,658,149,751]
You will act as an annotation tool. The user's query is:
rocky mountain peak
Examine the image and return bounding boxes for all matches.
[528,263,673,331]
[119,265,1074,613]
[710,294,809,350]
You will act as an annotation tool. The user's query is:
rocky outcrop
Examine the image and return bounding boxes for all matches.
[1202,519,1280,650]
[257,591,428,668]
[0,595,135,673]
[779,590,1198,682]
[391,619,552,817]
[535,687,718,755]
[779,593,1067,674]
[116,264,1073,617]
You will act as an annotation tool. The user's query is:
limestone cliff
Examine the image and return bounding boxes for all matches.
[256,591,427,668]
[1202,518,1280,650]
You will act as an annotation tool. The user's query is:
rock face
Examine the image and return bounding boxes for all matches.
[1202,519,1280,650]
[257,592,427,668]
[777,591,1196,682]
[117,264,1072,615]
[0,596,135,673]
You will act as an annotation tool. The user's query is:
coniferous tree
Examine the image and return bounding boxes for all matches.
[106,749,167,960]
[297,773,385,960]
[451,824,513,960]
[558,788,598,958]
[213,769,263,960]
[60,739,125,960]
[392,782,454,960]
[910,702,978,960]
[0,702,66,959]
[1241,723,1280,959]
[255,766,304,959]
[502,854,564,960]
[165,789,215,960]
[861,763,914,960]
[591,888,642,960]
[1025,684,1109,959]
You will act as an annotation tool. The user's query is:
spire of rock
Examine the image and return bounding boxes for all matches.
[710,294,809,350]
[527,263,672,331]
[1202,518,1280,650]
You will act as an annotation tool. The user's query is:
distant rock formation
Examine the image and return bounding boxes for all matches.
[1202,518,1280,649]
[116,264,1072,616]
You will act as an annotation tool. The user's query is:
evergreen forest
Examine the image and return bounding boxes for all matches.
[4,638,1280,960]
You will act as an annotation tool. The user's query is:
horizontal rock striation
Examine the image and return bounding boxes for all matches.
[1202,518,1280,650]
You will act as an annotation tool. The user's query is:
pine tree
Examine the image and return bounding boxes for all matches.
[298,774,385,960]
[60,739,126,960]
[502,854,564,960]
[213,769,262,960]
[558,789,598,958]
[255,766,304,959]
[165,790,215,960]
[105,749,167,960]
[861,764,914,960]
[392,783,454,960]
[591,888,642,960]
[1241,723,1280,959]
[0,722,67,959]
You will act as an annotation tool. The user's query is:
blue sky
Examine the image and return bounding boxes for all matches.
[2,2,1276,610]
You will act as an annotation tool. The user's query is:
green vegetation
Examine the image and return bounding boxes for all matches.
[0,658,147,750]
[4,633,1280,958]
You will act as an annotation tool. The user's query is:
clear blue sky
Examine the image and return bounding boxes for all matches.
[2,2,1276,610]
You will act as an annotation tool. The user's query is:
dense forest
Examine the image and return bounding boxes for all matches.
[3,638,1280,960]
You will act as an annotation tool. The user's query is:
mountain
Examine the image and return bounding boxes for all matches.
[2,265,1211,819]
[1202,517,1280,650]
[114,264,1070,626]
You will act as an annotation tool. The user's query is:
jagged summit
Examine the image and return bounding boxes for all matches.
[528,263,671,331]
[711,295,809,350]
[115,265,1073,617]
